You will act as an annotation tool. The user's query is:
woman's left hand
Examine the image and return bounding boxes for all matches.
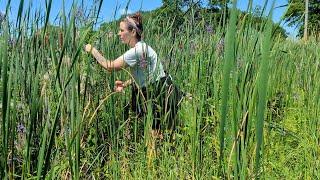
[84,44,93,52]
[114,80,124,92]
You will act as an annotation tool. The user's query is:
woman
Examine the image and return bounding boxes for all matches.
[84,12,183,131]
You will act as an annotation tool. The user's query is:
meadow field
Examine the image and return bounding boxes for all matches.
[0,0,319,179]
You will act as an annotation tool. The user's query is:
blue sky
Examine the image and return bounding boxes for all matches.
[0,0,297,37]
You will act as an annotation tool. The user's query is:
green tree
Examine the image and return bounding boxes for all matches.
[284,0,320,37]
[157,0,211,33]
[154,0,185,32]
[208,0,228,11]
[159,0,229,28]
[206,0,229,27]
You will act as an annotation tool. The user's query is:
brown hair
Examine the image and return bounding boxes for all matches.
[122,12,143,40]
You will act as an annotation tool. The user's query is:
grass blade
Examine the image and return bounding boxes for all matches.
[255,1,274,177]
[219,0,237,176]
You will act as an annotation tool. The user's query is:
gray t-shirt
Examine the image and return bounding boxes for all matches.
[123,41,166,87]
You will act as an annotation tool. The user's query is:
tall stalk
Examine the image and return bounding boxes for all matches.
[0,20,9,179]
[219,0,237,176]
[255,1,274,177]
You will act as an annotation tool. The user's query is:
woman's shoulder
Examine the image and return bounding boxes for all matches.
[135,41,148,48]
[135,41,156,54]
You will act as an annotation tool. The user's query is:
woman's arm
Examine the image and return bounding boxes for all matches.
[85,44,127,72]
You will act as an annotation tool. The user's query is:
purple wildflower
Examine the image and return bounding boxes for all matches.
[17,123,26,133]
[8,38,16,46]
[205,25,214,34]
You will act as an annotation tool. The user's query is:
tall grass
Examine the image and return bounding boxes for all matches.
[255,1,273,176]
[219,0,237,176]
[0,0,320,179]
[1,16,10,179]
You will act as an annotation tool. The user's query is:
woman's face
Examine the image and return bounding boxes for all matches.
[118,21,135,44]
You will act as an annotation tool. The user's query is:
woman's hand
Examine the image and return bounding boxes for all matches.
[114,80,124,92]
[84,44,93,52]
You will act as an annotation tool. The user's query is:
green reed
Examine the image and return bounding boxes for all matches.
[1,19,9,179]
[219,0,237,176]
